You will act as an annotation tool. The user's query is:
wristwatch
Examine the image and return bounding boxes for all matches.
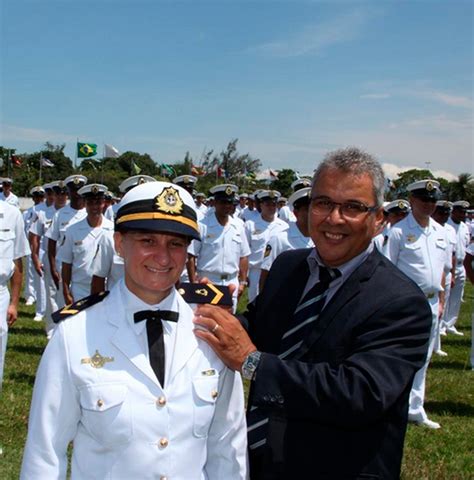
[241,351,261,380]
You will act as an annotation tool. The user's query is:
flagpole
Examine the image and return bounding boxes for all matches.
[75,138,78,170]
[39,153,43,183]
[101,143,105,183]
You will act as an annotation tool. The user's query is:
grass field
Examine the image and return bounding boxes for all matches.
[1,284,472,479]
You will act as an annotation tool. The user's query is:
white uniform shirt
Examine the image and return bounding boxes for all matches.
[245,215,288,269]
[261,221,314,271]
[29,205,59,255]
[0,202,30,285]
[240,207,260,223]
[278,205,296,224]
[196,203,208,215]
[91,230,124,289]
[385,213,449,295]
[189,214,251,278]
[21,281,248,479]
[46,205,87,266]
[447,218,471,267]
[104,202,121,222]
[61,217,114,297]
[0,191,20,208]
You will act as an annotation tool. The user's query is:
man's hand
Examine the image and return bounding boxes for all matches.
[193,304,256,372]
[33,260,44,277]
[7,304,18,327]
[51,269,60,289]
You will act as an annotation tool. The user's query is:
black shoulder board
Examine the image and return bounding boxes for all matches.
[52,291,110,323]
[177,282,233,307]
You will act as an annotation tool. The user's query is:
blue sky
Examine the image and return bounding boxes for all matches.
[1,0,472,180]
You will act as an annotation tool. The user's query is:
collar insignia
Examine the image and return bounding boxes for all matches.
[155,187,184,214]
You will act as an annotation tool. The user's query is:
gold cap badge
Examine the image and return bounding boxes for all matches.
[155,187,184,214]
[426,181,434,191]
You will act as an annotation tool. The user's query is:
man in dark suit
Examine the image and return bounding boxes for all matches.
[194,147,432,479]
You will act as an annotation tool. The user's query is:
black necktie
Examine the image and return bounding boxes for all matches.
[248,265,341,452]
[134,310,179,386]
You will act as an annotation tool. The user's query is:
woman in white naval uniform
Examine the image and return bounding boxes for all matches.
[21,181,248,479]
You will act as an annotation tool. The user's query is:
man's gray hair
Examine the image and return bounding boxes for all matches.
[312,147,385,206]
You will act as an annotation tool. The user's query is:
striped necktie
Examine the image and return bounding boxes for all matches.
[134,310,179,386]
[248,265,341,452]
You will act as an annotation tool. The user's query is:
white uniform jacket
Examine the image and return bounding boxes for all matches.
[261,221,314,272]
[385,214,449,296]
[91,231,124,289]
[21,281,248,479]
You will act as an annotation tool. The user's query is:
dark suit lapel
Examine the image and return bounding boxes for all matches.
[296,249,381,359]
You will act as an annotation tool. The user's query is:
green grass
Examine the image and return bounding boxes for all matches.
[1,285,472,479]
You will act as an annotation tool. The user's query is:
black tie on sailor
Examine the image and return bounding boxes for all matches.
[134,310,179,386]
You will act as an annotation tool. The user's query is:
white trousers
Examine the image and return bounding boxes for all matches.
[444,267,466,331]
[23,255,35,301]
[409,295,438,421]
[434,273,452,351]
[0,285,10,392]
[42,255,58,337]
[248,267,261,304]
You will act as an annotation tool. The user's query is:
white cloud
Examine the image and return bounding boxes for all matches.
[248,9,372,57]
[382,163,458,182]
[415,90,473,109]
[0,123,76,144]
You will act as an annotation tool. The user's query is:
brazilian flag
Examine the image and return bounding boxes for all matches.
[77,142,97,158]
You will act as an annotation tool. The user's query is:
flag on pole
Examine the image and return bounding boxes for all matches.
[11,154,22,166]
[40,155,55,167]
[191,164,205,176]
[217,166,226,178]
[77,142,97,158]
[160,163,175,177]
[104,144,120,158]
[132,161,142,174]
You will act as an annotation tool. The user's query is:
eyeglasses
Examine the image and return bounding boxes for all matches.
[311,197,379,219]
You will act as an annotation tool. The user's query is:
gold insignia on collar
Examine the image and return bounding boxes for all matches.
[426,181,434,191]
[407,234,416,243]
[225,186,233,195]
[196,288,208,296]
[155,187,184,214]
[81,350,114,369]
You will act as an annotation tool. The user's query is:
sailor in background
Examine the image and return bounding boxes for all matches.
[443,200,471,336]
[260,187,314,290]
[0,200,30,391]
[385,179,450,429]
[61,184,113,304]
[21,181,247,479]
[188,184,250,313]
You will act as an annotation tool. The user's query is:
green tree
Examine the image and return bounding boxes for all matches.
[447,173,474,204]
[271,169,298,198]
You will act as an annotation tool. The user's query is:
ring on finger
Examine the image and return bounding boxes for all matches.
[211,323,220,333]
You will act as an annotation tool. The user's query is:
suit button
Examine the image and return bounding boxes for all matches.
[156,396,166,406]
[159,437,169,448]
[277,396,284,405]
[263,394,270,402]
[211,389,218,399]
[160,477,168,480]
[97,399,104,408]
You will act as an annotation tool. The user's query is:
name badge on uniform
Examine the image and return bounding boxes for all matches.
[201,369,216,376]
[206,234,215,239]
[406,234,416,243]
[0,228,10,232]
[74,240,83,246]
